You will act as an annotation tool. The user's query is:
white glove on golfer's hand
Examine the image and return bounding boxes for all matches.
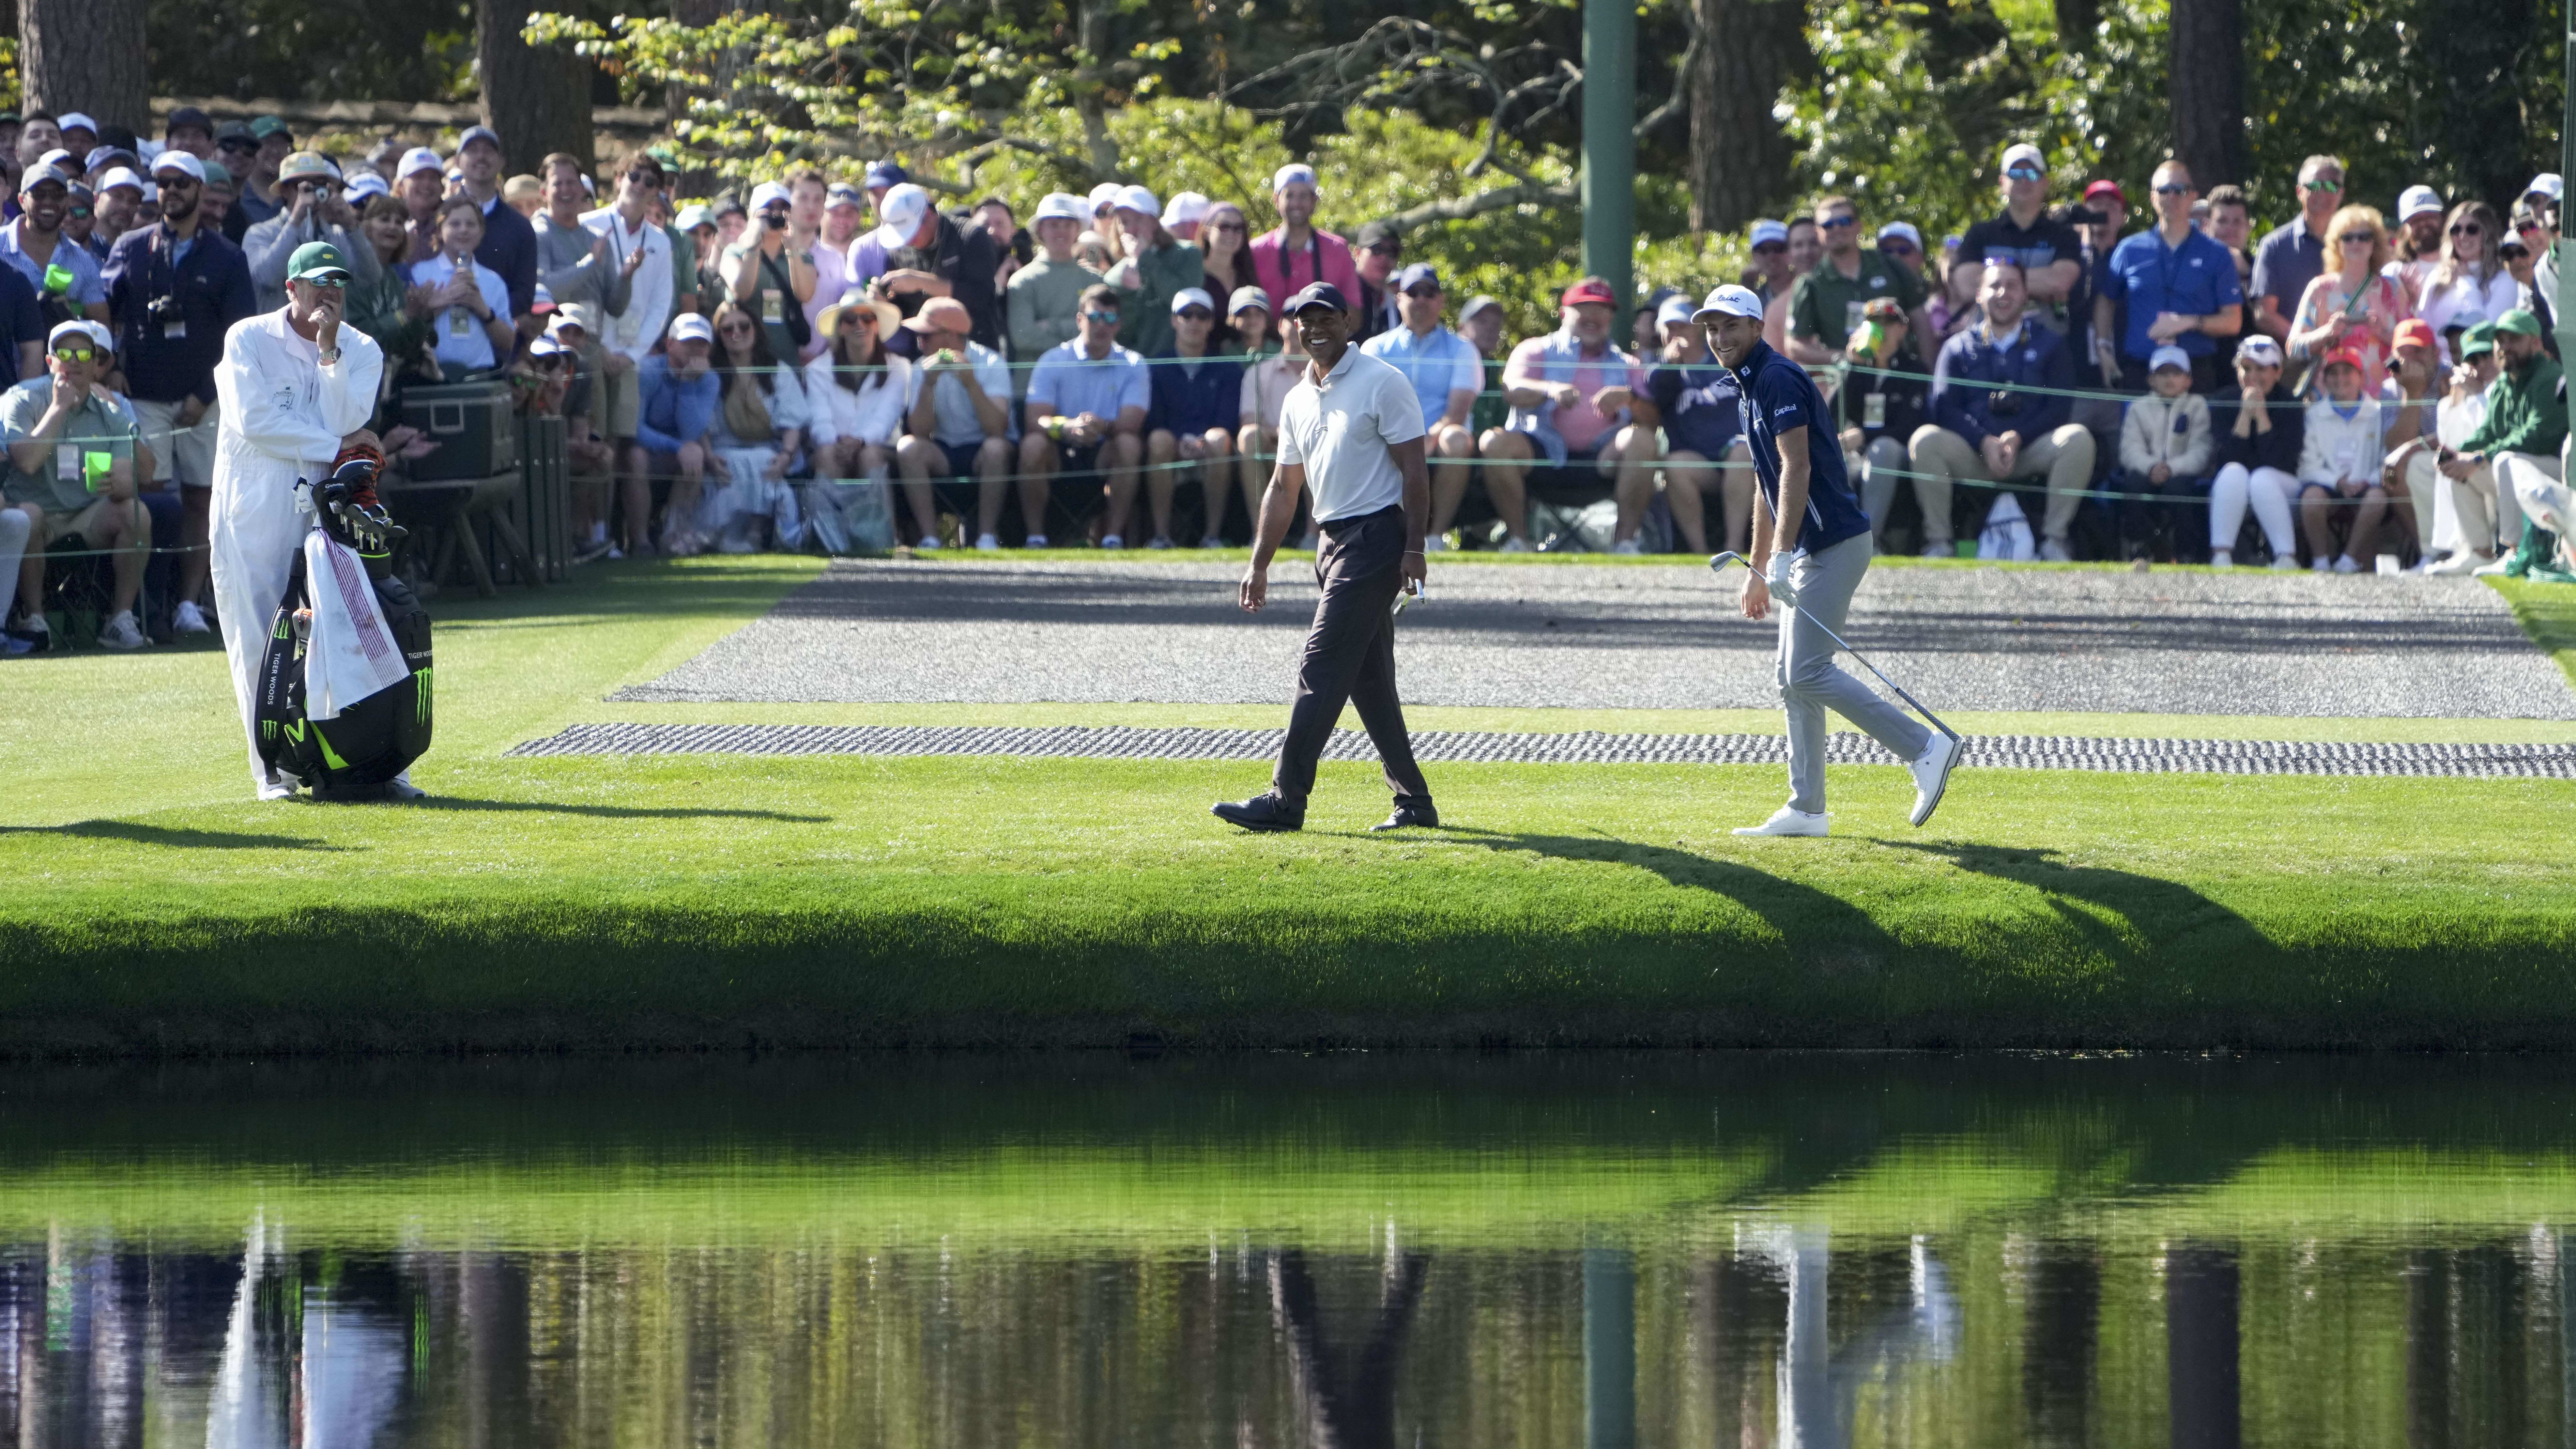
[1763,551,1801,607]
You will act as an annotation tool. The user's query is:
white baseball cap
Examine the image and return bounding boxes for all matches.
[2148,344,2192,374]
[1086,182,1124,213]
[2235,335,2283,366]
[150,151,206,184]
[1272,163,1317,193]
[1032,191,1087,224]
[667,312,715,344]
[95,167,145,196]
[1749,219,1789,248]
[545,311,587,338]
[869,183,931,249]
[343,171,389,202]
[1655,294,1697,328]
[1693,284,1765,323]
[1877,221,1923,248]
[2526,173,2564,202]
[1169,286,1215,315]
[57,113,98,138]
[397,147,444,181]
[1161,190,1210,227]
[78,319,114,352]
[2397,184,2444,222]
[529,336,565,358]
[1115,184,1160,218]
[2000,142,2047,174]
[748,180,793,212]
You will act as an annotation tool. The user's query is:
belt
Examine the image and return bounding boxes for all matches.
[1317,503,1403,534]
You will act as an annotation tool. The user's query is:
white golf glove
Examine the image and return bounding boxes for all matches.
[1763,550,1801,607]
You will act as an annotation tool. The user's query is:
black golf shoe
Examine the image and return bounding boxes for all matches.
[1369,799,1440,832]
[1212,793,1304,832]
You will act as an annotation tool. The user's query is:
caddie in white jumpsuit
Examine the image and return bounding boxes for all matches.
[209,239,386,799]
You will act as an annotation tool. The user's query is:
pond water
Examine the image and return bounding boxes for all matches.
[2,1052,2572,1447]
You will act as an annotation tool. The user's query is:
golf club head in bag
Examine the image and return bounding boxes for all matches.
[1707,552,1960,743]
[314,444,405,572]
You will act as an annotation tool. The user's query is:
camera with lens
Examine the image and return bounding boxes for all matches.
[146,294,182,324]
[762,212,787,232]
[1988,387,2024,417]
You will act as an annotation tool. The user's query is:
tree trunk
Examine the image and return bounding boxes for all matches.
[18,0,147,133]
[1075,0,1121,180]
[1687,0,1800,233]
[479,0,596,176]
[2167,0,2246,188]
[2053,0,2099,52]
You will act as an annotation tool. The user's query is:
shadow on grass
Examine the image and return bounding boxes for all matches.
[0,821,349,851]
[1880,840,2261,965]
[410,796,831,823]
[1438,825,1893,955]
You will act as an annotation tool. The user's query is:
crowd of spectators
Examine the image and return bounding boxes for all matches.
[5,111,2571,655]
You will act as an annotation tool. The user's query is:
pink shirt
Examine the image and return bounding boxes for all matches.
[1249,227,1361,315]
[1505,335,1648,454]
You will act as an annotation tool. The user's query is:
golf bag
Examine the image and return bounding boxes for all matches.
[253,452,434,798]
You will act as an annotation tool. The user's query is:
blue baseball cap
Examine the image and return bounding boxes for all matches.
[1395,262,1441,293]
[863,161,907,191]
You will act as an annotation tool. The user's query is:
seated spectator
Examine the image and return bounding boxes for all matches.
[2501,218,2553,352]
[348,194,440,382]
[1236,289,1304,537]
[2094,161,2242,393]
[2295,349,2390,572]
[2375,317,2442,549]
[2415,201,2514,361]
[4,320,152,650]
[1481,277,1658,553]
[893,296,1016,549]
[2288,205,2409,392]
[1838,294,1932,550]
[699,299,808,553]
[1005,192,1101,394]
[244,151,376,316]
[2395,321,2494,572]
[1646,298,1748,556]
[1358,263,1480,549]
[2115,346,2213,560]
[2426,309,2564,574]
[1909,258,2094,559]
[632,312,722,555]
[1460,293,1510,442]
[2206,334,2304,567]
[803,291,912,545]
[1110,187,1200,357]
[1788,195,1931,367]
[5,167,107,324]
[410,197,516,377]
[532,311,618,556]
[1142,287,1243,548]
[1020,282,1148,547]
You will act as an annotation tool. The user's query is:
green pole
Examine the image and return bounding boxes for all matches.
[1583,0,1637,335]
[2561,16,2575,400]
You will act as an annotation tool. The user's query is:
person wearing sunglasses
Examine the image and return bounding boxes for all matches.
[1,167,107,326]
[1786,195,1930,368]
[1197,201,1258,309]
[2515,177,2561,317]
[2095,159,2242,399]
[244,152,378,317]
[2386,185,2448,296]
[1953,146,2085,321]
[2415,201,2513,365]
[2499,217,2556,355]
[1142,287,1245,548]
[1020,282,1148,547]
[2,319,153,651]
[2250,154,2346,355]
[2286,204,2411,393]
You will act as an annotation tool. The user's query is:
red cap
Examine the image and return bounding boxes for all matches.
[2391,318,2438,352]
[2321,347,2369,374]
[2083,179,2125,206]
[1560,278,1618,309]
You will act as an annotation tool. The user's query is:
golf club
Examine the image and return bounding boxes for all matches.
[1709,552,1961,743]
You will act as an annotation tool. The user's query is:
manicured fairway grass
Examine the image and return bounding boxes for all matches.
[4,556,2572,1053]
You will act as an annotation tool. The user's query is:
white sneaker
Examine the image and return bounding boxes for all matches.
[975,533,1002,551]
[257,777,297,801]
[2331,553,2360,574]
[1611,537,1644,555]
[2311,556,2333,573]
[1022,533,1049,548]
[1733,806,1829,837]
[2472,554,2516,576]
[1498,535,1533,554]
[1909,732,1962,827]
[173,599,211,634]
[2269,554,2299,571]
[1147,536,1173,550]
[1100,534,1125,550]
[2209,549,2232,569]
[916,535,942,551]
[2039,538,2073,563]
[98,610,148,650]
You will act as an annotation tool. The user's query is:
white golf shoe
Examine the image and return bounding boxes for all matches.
[1909,732,1962,827]
[173,600,211,634]
[1733,807,1829,838]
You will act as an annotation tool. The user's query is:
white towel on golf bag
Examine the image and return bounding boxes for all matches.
[1977,491,2036,561]
[299,529,410,721]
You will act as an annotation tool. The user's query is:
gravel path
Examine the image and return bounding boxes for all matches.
[614,559,2576,720]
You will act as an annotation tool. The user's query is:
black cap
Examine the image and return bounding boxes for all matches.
[165,106,213,137]
[1284,281,1350,316]
[97,124,139,154]
[1355,219,1399,250]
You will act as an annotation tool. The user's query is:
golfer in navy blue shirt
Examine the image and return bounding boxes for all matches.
[1695,285,1960,835]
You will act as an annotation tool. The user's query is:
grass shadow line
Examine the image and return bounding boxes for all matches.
[0,821,352,851]
[410,796,832,823]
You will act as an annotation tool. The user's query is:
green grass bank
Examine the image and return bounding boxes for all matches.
[5,556,2572,1056]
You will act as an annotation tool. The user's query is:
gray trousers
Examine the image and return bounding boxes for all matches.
[1777,532,1931,813]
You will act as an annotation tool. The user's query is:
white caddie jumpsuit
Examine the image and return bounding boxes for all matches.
[208,309,385,796]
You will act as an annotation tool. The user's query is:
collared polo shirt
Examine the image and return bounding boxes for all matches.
[1788,250,1925,349]
[0,376,142,513]
[1358,322,1481,427]
[1727,339,1870,555]
[1276,345,1426,523]
[1026,337,1150,425]
[0,219,105,307]
[2103,224,2244,360]
[408,253,513,373]
[2251,220,2327,325]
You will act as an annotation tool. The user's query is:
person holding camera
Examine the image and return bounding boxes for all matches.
[243,152,377,316]
[103,150,254,639]
[722,182,814,367]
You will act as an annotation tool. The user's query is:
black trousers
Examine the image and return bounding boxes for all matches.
[1272,505,1432,807]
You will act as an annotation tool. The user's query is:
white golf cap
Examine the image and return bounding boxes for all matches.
[151,151,206,183]
[47,319,94,350]
[344,171,389,202]
[35,149,70,175]
[57,113,97,137]
[2000,142,2046,173]
[397,146,444,180]
[95,167,146,196]
[545,310,587,337]
[667,312,715,344]
[1272,163,1317,193]
[1086,182,1124,212]
[1169,286,1215,314]
[457,124,503,154]
[1878,220,1923,248]
[1655,294,1697,327]
[1693,284,1765,322]
[1227,285,1271,317]
[674,203,712,231]
[80,320,113,351]
[825,182,864,210]
[2148,344,2191,373]
[1032,191,1087,224]
[1749,219,1789,247]
[2397,184,2444,221]
[1115,183,1160,218]
[528,336,564,358]
[2527,173,2565,202]
[2235,334,2283,366]
[1161,190,1210,227]
[749,180,793,211]
[868,182,930,249]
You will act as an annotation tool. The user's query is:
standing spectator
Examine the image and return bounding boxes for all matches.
[54,115,97,169]
[242,152,375,317]
[1109,186,1199,357]
[534,153,634,361]
[4,168,108,324]
[1085,183,1128,270]
[104,149,253,637]
[1648,300,1748,556]
[1480,276,1659,553]
[699,299,807,553]
[230,116,296,239]
[1350,220,1403,341]
[1021,282,1148,547]
[1955,145,2086,313]
[14,113,59,172]
[2288,206,2410,392]
[2071,181,2129,381]
[1876,223,1925,283]
[1006,193,1100,391]
[347,194,438,382]
[1787,196,1932,366]
[2433,309,2564,574]
[2522,175,2562,312]
[632,313,721,556]
[2251,154,2346,349]
[363,137,405,183]
[2388,185,2446,295]
[1200,201,1258,309]
[2093,161,2242,393]
[210,126,258,242]
[2203,183,2257,369]
[2205,334,2304,567]
[1359,263,1480,549]
[1909,258,2094,559]
[1249,164,1360,314]
[1749,220,1796,299]
[2114,346,2214,560]
[782,169,843,361]
[582,154,675,558]
[894,296,1015,550]
[91,169,145,257]
[724,182,812,365]
[1460,294,1510,441]
[410,197,514,376]
[450,126,537,328]
[1142,287,1243,547]
[2501,216,2554,355]
[802,291,909,516]
[1160,192,1210,245]
[824,181,870,256]
[60,181,98,259]
[0,226,38,388]
[2415,201,2514,360]
[973,195,1028,291]
[197,161,237,239]
[502,175,543,220]
[394,148,445,266]
[2294,349,2389,572]
[1838,294,1932,550]
[5,320,152,650]
[161,108,215,164]
[1236,297,1306,539]
[866,181,1002,351]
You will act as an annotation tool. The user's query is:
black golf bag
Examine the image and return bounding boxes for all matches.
[253,454,434,798]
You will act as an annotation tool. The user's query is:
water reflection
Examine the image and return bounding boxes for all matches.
[0,1053,2572,1446]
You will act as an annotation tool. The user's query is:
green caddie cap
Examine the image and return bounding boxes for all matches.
[2460,321,2497,357]
[249,115,293,143]
[2495,308,2545,338]
[287,241,352,283]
